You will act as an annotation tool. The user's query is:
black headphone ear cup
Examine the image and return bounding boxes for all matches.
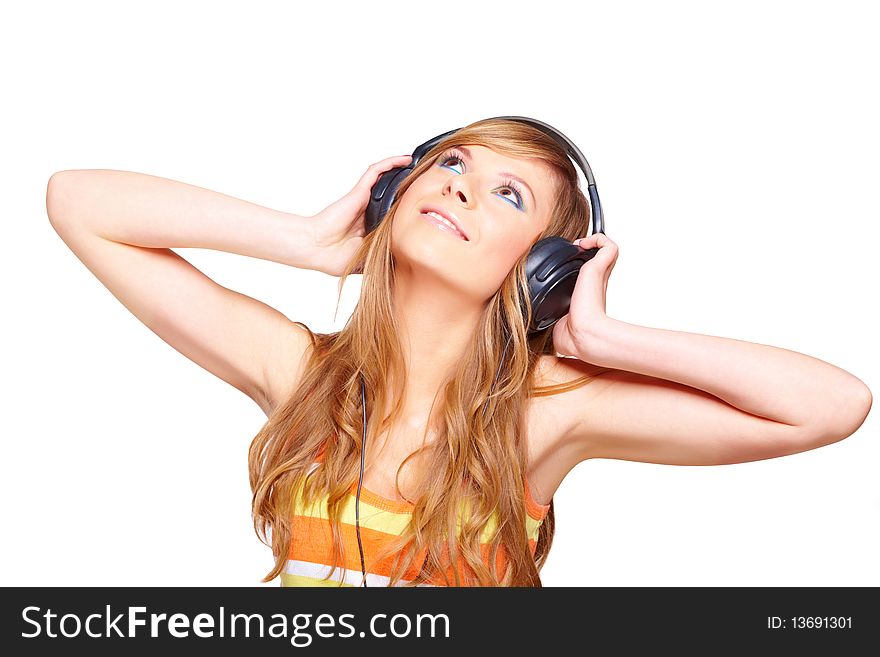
[525,236,598,333]
[364,127,461,236]
[365,166,413,235]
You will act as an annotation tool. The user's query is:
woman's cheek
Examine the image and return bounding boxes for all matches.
[478,241,521,289]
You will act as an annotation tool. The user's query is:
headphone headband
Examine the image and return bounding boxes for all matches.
[365,115,606,333]
[387,115,603,236]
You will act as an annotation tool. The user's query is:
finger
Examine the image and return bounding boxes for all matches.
[573,235,599,248]
[576,236,618,261]
[372,155,413,169]
[351,157,409,192]
[574,233,613,247]
[359,155,413,186]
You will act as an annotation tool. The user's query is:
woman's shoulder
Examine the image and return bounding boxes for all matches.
[261,321,318,416]
[525,354,615,505]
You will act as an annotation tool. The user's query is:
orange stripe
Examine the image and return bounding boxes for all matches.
[298,442,547,586]
[314,445,550,521]
[291,515,420,578]
[290,512,540,585]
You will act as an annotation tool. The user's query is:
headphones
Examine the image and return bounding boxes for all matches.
[354,116,606,586]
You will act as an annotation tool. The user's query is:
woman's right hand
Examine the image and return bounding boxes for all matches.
[306,154,413,276]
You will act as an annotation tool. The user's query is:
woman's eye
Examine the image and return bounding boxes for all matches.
[496,188,522,209]
[439,155,463,173]
[437,152,525,211]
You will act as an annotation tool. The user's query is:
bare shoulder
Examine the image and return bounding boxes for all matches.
[524,354,616,505]
[259,319,316,417]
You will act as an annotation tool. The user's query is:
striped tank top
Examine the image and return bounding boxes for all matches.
[281,445,551,587]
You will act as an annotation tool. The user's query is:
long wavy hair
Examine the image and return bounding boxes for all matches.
[249,117,604,586]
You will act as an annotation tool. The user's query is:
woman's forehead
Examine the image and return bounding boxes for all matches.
[448,144,558,203]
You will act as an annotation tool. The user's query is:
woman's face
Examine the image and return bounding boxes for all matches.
[391,144,558,301]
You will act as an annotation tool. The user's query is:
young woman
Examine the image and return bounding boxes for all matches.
[46,117,872,587]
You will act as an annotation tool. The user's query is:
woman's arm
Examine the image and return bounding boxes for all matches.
[546,318,872,467]
[47,169,319,270]
[586,317,872,432]
[543,231,871,467]
[45,169,321,416]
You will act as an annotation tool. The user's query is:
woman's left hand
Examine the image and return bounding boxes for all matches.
[551,232,619,362]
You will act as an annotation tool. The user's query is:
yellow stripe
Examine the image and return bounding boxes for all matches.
[292,478,546,543]
[525,514,543,540]
[292,481,412,535]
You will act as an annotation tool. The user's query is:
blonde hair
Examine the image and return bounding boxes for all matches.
[249,117,602,586]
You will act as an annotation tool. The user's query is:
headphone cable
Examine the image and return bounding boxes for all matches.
[357,375,368,587]
[355,331,513,587]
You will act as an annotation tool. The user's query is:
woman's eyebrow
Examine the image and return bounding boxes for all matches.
[455,145,536,206]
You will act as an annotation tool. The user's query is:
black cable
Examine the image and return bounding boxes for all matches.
[357,375,368,587]
[355,332,513,587]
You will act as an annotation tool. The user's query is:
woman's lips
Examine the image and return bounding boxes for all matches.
[419,212,468,240]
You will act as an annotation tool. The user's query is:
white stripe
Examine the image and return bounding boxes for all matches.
[284,559,436,587]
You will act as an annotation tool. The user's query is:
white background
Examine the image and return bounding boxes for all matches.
[1,0,876,587]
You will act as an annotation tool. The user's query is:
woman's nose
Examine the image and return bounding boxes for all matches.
[446,175,470,204]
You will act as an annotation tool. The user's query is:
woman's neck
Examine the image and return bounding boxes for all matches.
[391,269,483,401]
